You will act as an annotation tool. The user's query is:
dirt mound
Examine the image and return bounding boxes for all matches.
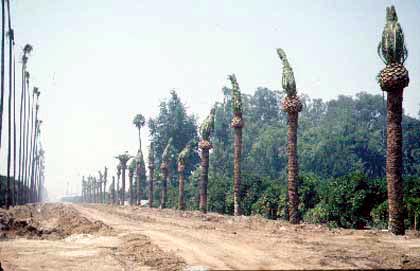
[0,203,112,239]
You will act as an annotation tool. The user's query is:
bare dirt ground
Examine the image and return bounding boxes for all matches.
[1,203,420,270]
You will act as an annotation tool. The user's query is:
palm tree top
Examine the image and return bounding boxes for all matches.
[378,5,407,65]
[25,71,30,80]
[276,48,297,97]
[178,139,195,164]
[115,151,133,164]
[22,44,33,64]
[133,114,146,128]
[228,74,242,114]
[34,87,40,97]
[162,138,174,163]
[200,106,216,140]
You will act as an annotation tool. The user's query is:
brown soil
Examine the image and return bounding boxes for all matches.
[0,203,111,239]
[1,203,420,270]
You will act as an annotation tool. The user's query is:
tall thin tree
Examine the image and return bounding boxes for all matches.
[277,48,302,224]
[198,107,215,213]
[377,5,409,235]
[5,0,14,208]
[18,44,32,204]
[229,74,244,216]
[133,114,145,204]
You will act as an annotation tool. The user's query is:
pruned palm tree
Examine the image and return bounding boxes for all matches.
[112,176,116,204]
[178,140,195,210]
[115,152,133,205]
[148,142,155,208]
[160,138,174,209]
[198,107,215,213]
[18,44,32,204]
[5,0,14,208]
[29,87,39,202]
[377,5,409,235]
[229,74,244,216]
[276,48,303,224]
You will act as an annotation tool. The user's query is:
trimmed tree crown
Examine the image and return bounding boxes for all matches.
[162,138,174,164]
[228,74,242,114]
[115,152,133,166]
[199,106,216,141]
[276,48,297,97]
[378,5,407,65]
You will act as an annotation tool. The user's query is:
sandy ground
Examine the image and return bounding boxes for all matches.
[1,203,420,270]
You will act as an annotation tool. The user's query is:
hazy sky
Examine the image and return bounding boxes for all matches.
[2,1,419,200]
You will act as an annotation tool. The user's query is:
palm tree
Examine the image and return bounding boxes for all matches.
[115,152,132,205]
[160,138,174,209]
[133,114,145,150]
[133,114,145,205]
[276,48,303,224]
[178,141,194,210]
[22,70,31,202]
[0,0,5,169]
[148,142,155,208]
[5,0,14,208]
[128,159,136,205]
[377,5,409,235]
[18,44,32,204]
[198,107,215,213]
[229,74,244,216]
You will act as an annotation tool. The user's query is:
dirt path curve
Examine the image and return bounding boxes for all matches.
[74,204,420,270]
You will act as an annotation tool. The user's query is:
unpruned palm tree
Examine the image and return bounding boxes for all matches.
[377,5,409,235]
[198,107,215,213]
[160,138,174,209]
[277,48,303,224]
[115,152,132,205]
[178,140,195,210]
[133,113,145,204]
[229,74,244,216]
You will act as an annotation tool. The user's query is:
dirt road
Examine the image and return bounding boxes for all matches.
[1,203,420,270]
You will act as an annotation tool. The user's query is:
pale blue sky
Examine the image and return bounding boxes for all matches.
[3,0,419,200]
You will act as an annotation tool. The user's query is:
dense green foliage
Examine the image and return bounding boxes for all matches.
[147,88,420,229]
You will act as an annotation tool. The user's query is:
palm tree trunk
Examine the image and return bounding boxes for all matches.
[386,89,405,235]
[160,167,168,209]
[121,168,126,205]
[29,108,38,202]
[17,62,25,204]
[129,172,133,205]
[23,80,30,202]
[12,35,16,205]
[287,111,299,224]
[178,165,185,210]
[116,174,120,205]
[0,0,5,204]
[5,1,13,208]
[233,126,242,216]
[199,149,209,213]
[148,166,154,208]
[136,165,141,205]
[28,92,35,201]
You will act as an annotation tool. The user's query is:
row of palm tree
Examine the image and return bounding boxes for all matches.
[79,5,409,235]
[0,0,45,209]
